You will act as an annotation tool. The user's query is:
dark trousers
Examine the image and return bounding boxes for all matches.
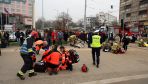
[52,40,56,45]
[20,53,33,73]
[58,39,63,46]
[123,45,128,51]
[92,48,101,65]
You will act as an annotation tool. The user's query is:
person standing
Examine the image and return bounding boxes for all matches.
[51,30,57,45]
[15,29,21,44]
[4,31,9,46]
[57,30,64,46]
[122,35,130,51]
[20,32,25,46]
[87,32,92,48]
[90,32,102,68]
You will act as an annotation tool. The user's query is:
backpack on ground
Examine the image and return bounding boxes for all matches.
[68,49,80,64]
[81,64,88,72]
[34,61,47,73]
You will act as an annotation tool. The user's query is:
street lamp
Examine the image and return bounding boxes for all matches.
[42,0,44,29]
[32,0,35,29]
[84,0,87,31]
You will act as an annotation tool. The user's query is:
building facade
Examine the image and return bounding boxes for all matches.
[0,0,34,30]
[119,0,148,32]
[96,12,117,26]
[86,17,97,28]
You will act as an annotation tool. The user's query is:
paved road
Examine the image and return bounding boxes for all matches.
[0,44,148,84]
[111,78,148,84]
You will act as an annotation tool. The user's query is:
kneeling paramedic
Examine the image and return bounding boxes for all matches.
[43,45,61,75]
[91,32,102,68]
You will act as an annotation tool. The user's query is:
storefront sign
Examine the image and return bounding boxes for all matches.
[24,18,32,25]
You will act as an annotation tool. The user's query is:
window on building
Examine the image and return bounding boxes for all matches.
[139,0,148,5]
[126,13,131,17]
[139,10,147,15]
[16,9,20,12]
[124,0,129,2]
[124,4,131,9]
[4,0,11,3]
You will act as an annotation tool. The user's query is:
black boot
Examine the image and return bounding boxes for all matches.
[96,64,99,68]
[17,73,25,80]
[28,72,37,77]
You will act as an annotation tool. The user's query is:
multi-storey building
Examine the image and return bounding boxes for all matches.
[86,17,97,28]
[0,0,34,29]
[119,0,148,31]
[96,12,117,26]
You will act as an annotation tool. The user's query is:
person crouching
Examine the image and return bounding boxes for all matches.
[43,45,61,75]
[59,46,73,71]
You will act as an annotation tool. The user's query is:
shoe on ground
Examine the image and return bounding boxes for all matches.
[53,71,58,75]
[49,72,53,75]
[93,63,95,65]
[96,65,99,68]
[28,72,37,77]
[17,73,25,80]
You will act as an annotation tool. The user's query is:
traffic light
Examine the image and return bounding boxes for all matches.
[111,5,113,9]
[121,19,124,28]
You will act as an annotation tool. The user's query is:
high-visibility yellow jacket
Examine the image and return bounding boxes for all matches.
[91,35,101,48]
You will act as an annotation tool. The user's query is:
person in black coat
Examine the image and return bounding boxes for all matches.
[122,35,130,51]
[20,32,25,46]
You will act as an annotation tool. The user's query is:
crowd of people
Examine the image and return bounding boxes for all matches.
[0,27,147,80]
[16,29,80,80]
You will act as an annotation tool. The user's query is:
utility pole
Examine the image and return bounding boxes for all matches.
[42,0,44,29]
[84,0,87,31]
[32,0,35,29]
[67,9,69,29]
[0,13,2,30]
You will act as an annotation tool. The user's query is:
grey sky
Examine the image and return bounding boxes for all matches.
[35,0,120,22]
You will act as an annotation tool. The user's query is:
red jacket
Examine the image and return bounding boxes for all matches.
[44,52,61,65]
[51,32,57,41]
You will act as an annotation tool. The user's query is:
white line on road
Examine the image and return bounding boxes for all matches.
[78,74,148,84]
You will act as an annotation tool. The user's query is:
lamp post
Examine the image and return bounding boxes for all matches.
[84,0,87,31]
[32,0,35,29]
[0,13,2,30]
[41,0,44,29]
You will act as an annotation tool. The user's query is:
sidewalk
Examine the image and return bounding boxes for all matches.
[0,44,148,84]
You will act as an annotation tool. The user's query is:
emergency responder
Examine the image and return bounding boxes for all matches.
[90,32,102,68]
[16,32,41,80]
[43,45,61,75]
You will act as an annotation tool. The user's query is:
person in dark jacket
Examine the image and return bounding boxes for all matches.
[63,31,69,43]
[87,32,92,48]
[4,31,9,46]
[20,32,25,46]
[17,32,38,80]
[122,35,130,51]
[15,29,21,44]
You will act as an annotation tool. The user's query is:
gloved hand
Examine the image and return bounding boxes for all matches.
[31,54,36,62]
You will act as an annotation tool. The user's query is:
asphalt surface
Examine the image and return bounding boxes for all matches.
[0,44,148,84]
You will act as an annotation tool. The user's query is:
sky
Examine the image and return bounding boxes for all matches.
[35,0,120,22]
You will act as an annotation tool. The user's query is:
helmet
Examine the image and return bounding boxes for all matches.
[35,40,44,45]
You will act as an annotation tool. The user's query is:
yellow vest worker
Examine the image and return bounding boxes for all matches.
[91,33,102,68]
[91,35,101,48]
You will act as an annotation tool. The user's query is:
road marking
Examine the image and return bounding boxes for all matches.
[78,74,148,84]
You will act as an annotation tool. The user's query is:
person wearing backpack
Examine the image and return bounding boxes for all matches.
[59,46,73,71]
[90,32,102,68]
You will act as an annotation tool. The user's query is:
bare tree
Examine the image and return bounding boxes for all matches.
[53,12,72,30]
